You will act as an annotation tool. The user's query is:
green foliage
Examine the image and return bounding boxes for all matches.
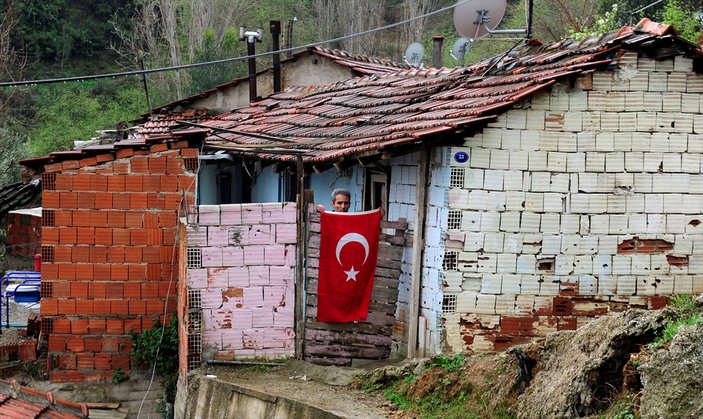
[11,0,136,67]
[662,0,701,43]
[28,80,147,156]
[599,393,639,419]
[430,354,466,372]
[0,128,30,187]
[111,368,127,384]
[131,317,179,404]
[649,294,703,351]
[569,4,621,40]
[188,27,245,96]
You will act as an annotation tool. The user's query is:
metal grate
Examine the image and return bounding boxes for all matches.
[442,293,457,314]
[42,209,55,227]
[188,311,202,333]
[187,288,202,372]
[41,245,55,263]
[41,173,56,190]
[443,250,459,272]
[187,248,202,269]
[447,210,462,230]
[41,318,53,334]
[40,282,53,298]
[188,288,202,309]
[187,334,202,371]
[450,167,465,188]
[184,157,198,172]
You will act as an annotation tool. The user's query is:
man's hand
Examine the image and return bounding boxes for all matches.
[316,204,326,213]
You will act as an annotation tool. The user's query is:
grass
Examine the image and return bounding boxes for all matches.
[430,354,466,372]
[649,294,703,351]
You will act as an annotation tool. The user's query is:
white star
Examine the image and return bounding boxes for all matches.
[344,266,359,282]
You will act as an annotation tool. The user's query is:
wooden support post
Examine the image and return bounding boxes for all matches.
[294,155,306,359]
[408,147,430,358]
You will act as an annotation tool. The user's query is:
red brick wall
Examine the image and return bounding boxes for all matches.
[6,211,41,258]
[40,145,197,382]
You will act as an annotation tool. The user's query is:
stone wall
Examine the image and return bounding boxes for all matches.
[442,52,703,352]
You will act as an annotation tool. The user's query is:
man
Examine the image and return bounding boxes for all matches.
[317,188,351,213]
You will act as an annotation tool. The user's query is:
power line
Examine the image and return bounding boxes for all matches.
[0,0,472,88]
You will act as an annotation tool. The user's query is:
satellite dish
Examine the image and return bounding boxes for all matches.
[453,0,507,40]
[451,38,472,65]
[404,43,425,67]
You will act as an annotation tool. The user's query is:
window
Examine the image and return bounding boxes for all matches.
[364,168,389,215]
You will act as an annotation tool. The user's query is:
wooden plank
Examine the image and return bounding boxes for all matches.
[304,344,390,359]
[304,329,393,346]
[306,295,397,311]
[305,320,393,335]
[85,403,121,409]
[306,307,396,326]
[408,147,429,358]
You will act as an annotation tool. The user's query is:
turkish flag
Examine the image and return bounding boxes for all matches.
[317,209,382,323]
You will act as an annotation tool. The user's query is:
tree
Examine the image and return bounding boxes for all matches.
[113,0,249,104]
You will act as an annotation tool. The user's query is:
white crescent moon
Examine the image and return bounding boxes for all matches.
[335,233,370,266]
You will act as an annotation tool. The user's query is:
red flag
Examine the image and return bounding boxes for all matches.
[317,209,381,323]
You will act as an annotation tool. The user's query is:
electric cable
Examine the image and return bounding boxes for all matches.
[0,0,474,88]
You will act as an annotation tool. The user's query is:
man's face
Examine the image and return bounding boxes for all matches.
[331,193,351,212]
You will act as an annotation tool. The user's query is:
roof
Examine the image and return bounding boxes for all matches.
[0,180,41,219]
[0,379,88,418]
[189,18,699,167]
[149,46,410,114]
[19,19,701,172]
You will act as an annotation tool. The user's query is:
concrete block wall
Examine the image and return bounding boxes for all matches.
[186,202,296,361]
[442,52,703,353]
[40,145,197,381]
[388,150,448,355]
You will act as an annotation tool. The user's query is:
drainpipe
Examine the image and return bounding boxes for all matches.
[270,20,282,93]
[240,27,264,102]
[432,36,444,68]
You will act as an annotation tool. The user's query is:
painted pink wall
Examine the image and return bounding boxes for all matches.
[186,203,297,360]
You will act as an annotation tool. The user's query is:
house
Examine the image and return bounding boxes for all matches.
[150,46,410,115]
[18,18,703,381]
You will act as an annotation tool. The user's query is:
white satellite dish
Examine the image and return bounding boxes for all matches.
[451,38,472,65]
[453,0,508,40]
[404,43,425,67]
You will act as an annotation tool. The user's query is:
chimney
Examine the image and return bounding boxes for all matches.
[432,36,444,68]
[270,20,282,93]
[240,27,264,102]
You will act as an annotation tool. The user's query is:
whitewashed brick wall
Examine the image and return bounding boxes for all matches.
[388,150,449,355]
[186,203,296,360]
[442,52,703,353]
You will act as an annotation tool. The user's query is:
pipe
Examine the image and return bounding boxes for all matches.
[247,40,257,101]
[270,20,282,93]
[526,0,534,39]
[240,27,264,102]
[432,36,444,68]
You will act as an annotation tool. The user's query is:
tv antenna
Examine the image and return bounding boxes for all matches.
[404,43,425,67]
[453,0,533,40]
[451,38,472,66]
